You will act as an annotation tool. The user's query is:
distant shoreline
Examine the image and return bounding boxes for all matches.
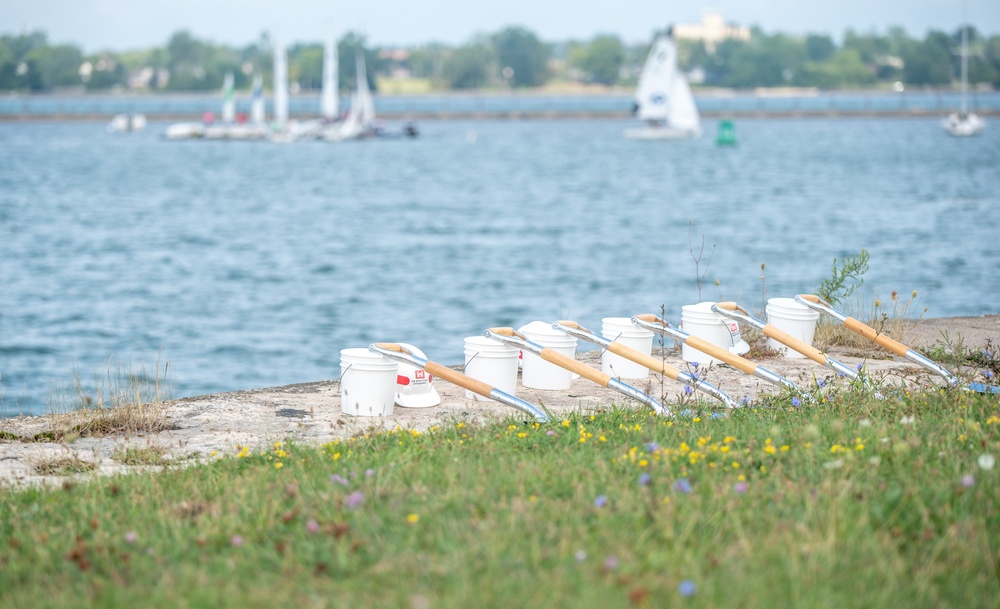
[4,109,999,122]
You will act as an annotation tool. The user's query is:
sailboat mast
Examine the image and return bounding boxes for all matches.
[322,36,339,120]
[274,37,289,127]
[960,4,968,114]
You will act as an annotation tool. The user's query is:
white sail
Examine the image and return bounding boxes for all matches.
[250,74,265,124]
[273,37,289,127]
[626,31,701,139]
[321,36,339,120]
[634,35,675,122]
[666,68,701,131]
[221,71,235,123]
[356,52,375,124]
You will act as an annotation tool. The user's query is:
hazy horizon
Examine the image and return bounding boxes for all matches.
[5,0,1000,52]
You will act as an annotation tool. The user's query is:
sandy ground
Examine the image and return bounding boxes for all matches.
[2,315,998,488]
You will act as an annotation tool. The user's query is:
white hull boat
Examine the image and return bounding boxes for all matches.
[625,28,701,140]
[943,2,985,137]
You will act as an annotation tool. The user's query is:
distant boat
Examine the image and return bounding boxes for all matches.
[625,28,701,140]
[943,2,985,137]
[298,35,342,139]
[323,51,376,141]
[107,112,146,133]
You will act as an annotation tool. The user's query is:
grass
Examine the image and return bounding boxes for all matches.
[1,382,998,608]
[813,289,928,355]
[2,357,177,443]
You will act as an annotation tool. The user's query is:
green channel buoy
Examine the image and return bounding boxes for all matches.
[716,119,736,146]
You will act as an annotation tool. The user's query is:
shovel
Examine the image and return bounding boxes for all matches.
[550,320,739,408]
[631,314,802,395]
[794,294,1000,394]
[369,343,550,422]
[484,327,669,415]
[711,302,862,382]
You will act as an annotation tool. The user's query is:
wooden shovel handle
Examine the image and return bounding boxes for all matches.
[762,324,828,365]
[424,361,494,399]
[683,335,758,375]
[605,342,682,381]
[539,349,610,387]
[844,317,910,358]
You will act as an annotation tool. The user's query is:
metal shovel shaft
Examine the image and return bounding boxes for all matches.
[484,327,667,415]
[368,343,549,422]
[550,321,737,409]
[631,314,801,394]
[712,303,860,381]
[795,294,965,388]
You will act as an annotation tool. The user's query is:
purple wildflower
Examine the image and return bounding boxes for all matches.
[673,478,692,494]
[231,535,244,547]
[364,468,376,477]
[546,430,556,436]
[961,475,975,487]
[638,473,651,486]
[329,474,349,486]
[306,519,320,534]
[603,555,619,570]
[594,495,608,508]
[733,481,748,494]
[683,385,694,395]
[856,362,864,372]
[792,397,801,407]
[345,491,364,510]
[646,442,660,452]
[678,580,697,597]
[691,362,699,369]
[124,531,138,544]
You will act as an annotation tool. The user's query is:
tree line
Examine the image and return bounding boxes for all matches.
[2,24,999,93]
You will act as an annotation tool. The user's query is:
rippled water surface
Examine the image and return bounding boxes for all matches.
[2,118,998,415]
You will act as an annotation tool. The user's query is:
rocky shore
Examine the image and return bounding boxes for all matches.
[2,315,997,488]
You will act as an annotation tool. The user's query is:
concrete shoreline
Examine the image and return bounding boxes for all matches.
[1,314,997,487]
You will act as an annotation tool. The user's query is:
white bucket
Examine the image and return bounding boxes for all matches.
[765,297,820,358]
[600,317,653,379]
[519,321,578,390]
[463,336,519,401]
[679,302,750,365]
[339,348,398,416]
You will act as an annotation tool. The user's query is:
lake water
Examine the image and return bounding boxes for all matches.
[2,118,998,416]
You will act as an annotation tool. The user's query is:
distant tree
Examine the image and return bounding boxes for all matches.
[796,48,875,88]
[293,44,323,90]
[574,34,624,85]
[901,31,951,85]
[407,44,448,82]
[338,32,375,92]
[983,35,1000,87]
[27,43,84,89]
[805,34,836,62]
[719,32,804,88]
[443,41,494,89]
[492,26,550,87]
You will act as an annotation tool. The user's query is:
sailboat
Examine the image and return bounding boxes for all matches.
[943,4,985,137]
[300,35,342,139]
[323,51,376,141]
[625,28,701,140]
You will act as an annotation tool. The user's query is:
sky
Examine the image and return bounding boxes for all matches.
[5,0,1000,52]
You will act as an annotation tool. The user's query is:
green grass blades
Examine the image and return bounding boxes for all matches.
[2,390,998,608]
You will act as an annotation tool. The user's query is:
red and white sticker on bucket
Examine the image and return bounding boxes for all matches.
[727,321,742,343]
